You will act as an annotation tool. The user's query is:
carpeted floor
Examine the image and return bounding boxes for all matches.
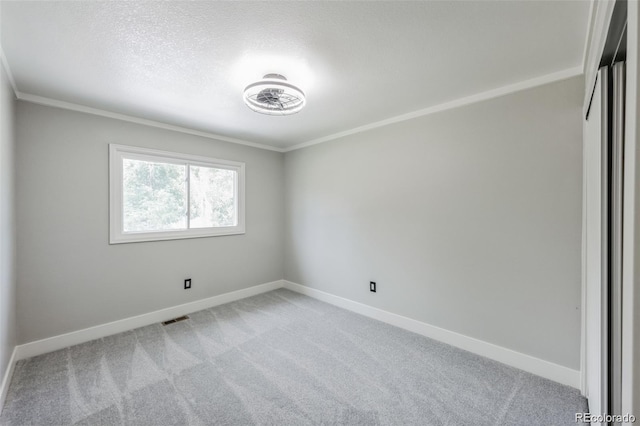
[1,289,587,425]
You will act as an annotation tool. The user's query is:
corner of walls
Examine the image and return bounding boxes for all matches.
[0,348,17,413]
[282,76,584,387]
[15,100,285,345]
[0,50,18,412]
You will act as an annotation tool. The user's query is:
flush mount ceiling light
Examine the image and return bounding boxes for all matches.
[243,74,306,116]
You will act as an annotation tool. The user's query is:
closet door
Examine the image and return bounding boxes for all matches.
[584,67,609,422]
[610,60,625,425]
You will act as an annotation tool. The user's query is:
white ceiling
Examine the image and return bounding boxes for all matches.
[1,1,591,150]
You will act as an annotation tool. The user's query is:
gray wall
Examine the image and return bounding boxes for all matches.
[16,102,284,343]
[284,76,584,369]
[14,75,584,372]
[0,61,17,381]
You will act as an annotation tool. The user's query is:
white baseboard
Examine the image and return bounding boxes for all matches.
[283,280,580,389]
[15,280,284,361]
[11,278,580,390]
[0,346,17,414]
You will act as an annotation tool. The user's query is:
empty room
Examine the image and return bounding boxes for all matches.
[1,0,639,425]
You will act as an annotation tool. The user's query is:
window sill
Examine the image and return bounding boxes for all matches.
[109,227,245,244]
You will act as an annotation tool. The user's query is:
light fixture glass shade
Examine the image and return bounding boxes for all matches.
[243,74,306,116]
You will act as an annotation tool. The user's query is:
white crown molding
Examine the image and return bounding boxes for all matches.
[582,0,597,75]
[14,280,284,360]
[0,347,17,415]
[283,280,581,389]
[284,66,583,152]
[15,92,286,153]
[0,47,18,97]
[14,65,582,154]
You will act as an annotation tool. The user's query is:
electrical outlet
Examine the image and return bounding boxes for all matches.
[370,281,376,292]
[184,278,192,289]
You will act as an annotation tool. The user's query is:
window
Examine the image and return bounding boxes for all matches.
[109,144,245,244]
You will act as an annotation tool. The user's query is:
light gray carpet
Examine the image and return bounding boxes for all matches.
[1,289,587,425]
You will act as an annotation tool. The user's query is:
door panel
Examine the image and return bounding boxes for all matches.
[584,68,609,423]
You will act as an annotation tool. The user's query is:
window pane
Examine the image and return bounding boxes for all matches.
[189,165,236,228]
[122,158,187,232]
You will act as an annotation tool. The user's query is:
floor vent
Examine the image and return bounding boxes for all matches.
[162,315,189,326]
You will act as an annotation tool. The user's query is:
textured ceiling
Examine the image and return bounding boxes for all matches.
[1,1,590,150]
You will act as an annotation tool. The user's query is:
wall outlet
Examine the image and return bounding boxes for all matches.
[370,281,376,292]
[184,278,192,289]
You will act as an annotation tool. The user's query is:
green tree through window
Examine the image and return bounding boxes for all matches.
[190,165,235,228]
[123,159,187,232]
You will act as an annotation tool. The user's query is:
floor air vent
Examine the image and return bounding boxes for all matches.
[162,315,189,326]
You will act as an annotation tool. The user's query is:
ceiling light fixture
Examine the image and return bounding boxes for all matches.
[243,74,306,116]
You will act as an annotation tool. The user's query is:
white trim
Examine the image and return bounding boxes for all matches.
[11,278,581,389]
[581,113,589,396]
[109,144,246,244]
[15,67,582,155]
[109,144,245,244]
[14,280,284,360]
[0,347,17,414]
[283,281,581,389]
[621,0,639,416]
[0,47,18,97]
[283,66,583,152]
[15,92,285,153]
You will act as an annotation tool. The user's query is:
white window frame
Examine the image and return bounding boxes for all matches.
[109,144,245,244]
